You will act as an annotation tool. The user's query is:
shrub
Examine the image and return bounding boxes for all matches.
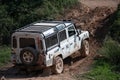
[99,39,120,72]
[99,39,120,71]
[0,46,10,66]
[109,4,120,42]
[77,62,120,80]
[0,0,78,45]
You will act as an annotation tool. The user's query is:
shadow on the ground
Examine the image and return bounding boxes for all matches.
[0,56,84,79]
[0,66,44,79]
[93,11,116,45]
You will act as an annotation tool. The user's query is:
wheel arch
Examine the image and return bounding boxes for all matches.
[57,54,63,59]
[81,38,89,45]
[53,53,63,64]
[53,52,63,59]
[83,38,89,41]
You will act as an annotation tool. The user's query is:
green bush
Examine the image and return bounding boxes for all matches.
[0,46,10,66]
[109,5,120,42]
[0,0,78,45]
[99,39,120,66]
[78,62,120,80]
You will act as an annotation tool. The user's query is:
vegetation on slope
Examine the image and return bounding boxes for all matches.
[109,4,120,43]
[0,0,78,45]
[0,46,10,66]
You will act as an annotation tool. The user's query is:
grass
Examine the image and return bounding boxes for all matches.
[0,46,10,66]
[75,39,120,80]
[82,63,119,80]
[99,39,120,65]
[75,59,120,80]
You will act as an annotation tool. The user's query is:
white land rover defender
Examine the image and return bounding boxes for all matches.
[11,20,89,74]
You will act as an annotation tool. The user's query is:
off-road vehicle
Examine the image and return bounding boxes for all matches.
[11,20,89,74]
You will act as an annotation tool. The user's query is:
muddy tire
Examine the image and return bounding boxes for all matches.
[81,40,89,57]
[20,47,38,65]
[52,56,63,74]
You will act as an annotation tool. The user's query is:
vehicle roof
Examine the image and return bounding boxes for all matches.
[16,20,72,33]
[15,20,73,37]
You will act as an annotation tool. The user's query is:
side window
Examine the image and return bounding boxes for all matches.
[45,34,58,49]
[68,25,76,37]
[12,36,17,48]
[58,30,67,42]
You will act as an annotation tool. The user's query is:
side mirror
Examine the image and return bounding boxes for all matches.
[77,29,81,35]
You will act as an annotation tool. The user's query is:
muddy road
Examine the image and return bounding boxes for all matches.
[0,0,119,80]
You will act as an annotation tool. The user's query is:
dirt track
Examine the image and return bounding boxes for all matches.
[0,0,119,80]
[80,0,119,9]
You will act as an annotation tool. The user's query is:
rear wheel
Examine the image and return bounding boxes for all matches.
[81,40,89,57]
[20,47,38,65]
[52,56,63,74]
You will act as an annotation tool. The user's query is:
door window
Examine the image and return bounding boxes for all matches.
[12,36,17,48]
[58,30,67,42]
[45,34,58,49]
[68,25,76,37]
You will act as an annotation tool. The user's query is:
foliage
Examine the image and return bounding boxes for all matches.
[0,0,78,45]
[0,46,10,66]
[109,4,120,42]
[99,39,120,68]
[76,61,120,80]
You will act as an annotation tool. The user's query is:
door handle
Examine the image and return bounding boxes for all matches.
[66,45,69,48]
[70,43,73,45]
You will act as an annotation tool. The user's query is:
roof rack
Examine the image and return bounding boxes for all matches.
[15,20,73,34]
[63,19,72,21]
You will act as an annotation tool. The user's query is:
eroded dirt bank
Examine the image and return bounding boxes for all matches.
[0,0,119,80]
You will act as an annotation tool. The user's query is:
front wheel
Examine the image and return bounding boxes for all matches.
[81,40,89,57]
[52,56,64,74]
